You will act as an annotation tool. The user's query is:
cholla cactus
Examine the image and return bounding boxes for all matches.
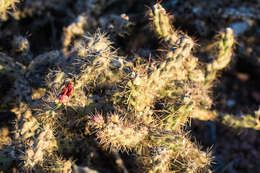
[91,3,233,172]
[0,2,237,172]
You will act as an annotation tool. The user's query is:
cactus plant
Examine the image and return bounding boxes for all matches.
[0,2,242,173]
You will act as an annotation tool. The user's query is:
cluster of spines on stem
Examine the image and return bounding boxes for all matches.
[146,131,212,173]
[90,112,148,151]
[70,32,129,90]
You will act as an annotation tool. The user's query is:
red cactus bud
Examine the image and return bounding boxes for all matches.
[59,82,74,104]
[66,82,74,97]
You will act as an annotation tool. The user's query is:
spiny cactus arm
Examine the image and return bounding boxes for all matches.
[127,36,194,115]
[23,124,58,170]
[8,104,59,172]
[212,28,235,70]
[142,147,174,173]
[72,33,127,90]
[35,90,66,126]
[206,28,235,84]
[149,3,195,56]
[89,112,149,152]
[12,104,59,171]
[0,0,20,15]
[148,3,178,44]
[150,131,212,173]
[62,14,98,55]
[13,107,39,141]
[63,15,89,49]
[221,113,260,130]
[191,109,218,121]
[191,108,260,130]
[162,104,194,131]
[127,74,155,114]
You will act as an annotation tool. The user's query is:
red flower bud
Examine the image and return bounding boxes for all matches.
[59,82,74,104]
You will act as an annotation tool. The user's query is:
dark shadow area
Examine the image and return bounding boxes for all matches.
[190,119,260,173]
